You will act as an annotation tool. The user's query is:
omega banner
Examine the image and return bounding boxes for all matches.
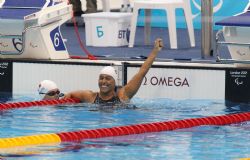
[127,67,226,100]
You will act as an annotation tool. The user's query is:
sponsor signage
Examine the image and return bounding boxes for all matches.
[225,69,250,102]
[127,67,225,100]
[143,76,189,87]
[0,62,12,96]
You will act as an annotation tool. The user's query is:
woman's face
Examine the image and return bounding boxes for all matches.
[98,74,116,94]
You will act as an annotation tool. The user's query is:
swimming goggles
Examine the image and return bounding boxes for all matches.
[39,90,64,97]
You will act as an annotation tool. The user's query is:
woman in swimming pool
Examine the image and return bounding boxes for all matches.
[63,38,163,104]
[38,80,64,100]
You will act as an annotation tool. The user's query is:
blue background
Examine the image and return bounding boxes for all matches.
[137,0,249,30]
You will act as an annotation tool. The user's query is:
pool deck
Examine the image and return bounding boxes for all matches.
[61,24,231,62]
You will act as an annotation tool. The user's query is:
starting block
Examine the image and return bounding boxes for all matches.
[0,0,72,59]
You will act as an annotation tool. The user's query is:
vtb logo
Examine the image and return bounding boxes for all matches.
[118,28,130,43]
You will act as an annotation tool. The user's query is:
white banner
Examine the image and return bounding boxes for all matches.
[13,63,104,95]
[127,67,226,100]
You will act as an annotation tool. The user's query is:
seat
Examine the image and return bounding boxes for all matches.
[128,0,195,49]
[0,0,73,59]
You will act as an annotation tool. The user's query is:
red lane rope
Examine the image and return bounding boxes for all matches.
[0,98,80,110]
[56,112,250,142]
[0,112,249,149]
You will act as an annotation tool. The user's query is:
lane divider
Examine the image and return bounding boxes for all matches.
[0,98,80,110]
[0,111,250,148]
[0,134,61,148]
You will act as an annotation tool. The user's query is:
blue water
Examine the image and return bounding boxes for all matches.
[0,97,250,160]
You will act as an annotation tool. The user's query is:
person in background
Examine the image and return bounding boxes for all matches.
[66,0,97,26]
[86,0,97,13]
[38,80,63,100]
[69,0,84,17]
[63,38,163,105]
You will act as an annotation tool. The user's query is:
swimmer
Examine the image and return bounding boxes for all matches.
[38,80,63,100]
[64,38,163,105]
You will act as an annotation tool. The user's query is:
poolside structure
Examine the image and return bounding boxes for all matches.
[216,4,250,62]
[0,0,73,59]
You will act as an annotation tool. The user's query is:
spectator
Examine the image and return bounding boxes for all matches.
[66,0,97,26]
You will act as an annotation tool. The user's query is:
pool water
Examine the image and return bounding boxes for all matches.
[0,97,250,160]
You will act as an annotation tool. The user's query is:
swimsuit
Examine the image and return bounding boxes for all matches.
[92,93,136,111]
[94,93,121,105]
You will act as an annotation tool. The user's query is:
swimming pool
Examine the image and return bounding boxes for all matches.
[0,97,250,160]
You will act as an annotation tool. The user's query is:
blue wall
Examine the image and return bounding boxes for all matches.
[137,0,249,30]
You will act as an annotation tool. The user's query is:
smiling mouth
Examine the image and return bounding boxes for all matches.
[101,86,109,90]
[100,85,108,89]
[100,83,109,87]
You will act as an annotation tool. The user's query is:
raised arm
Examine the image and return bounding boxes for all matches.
[119,38,163,101]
